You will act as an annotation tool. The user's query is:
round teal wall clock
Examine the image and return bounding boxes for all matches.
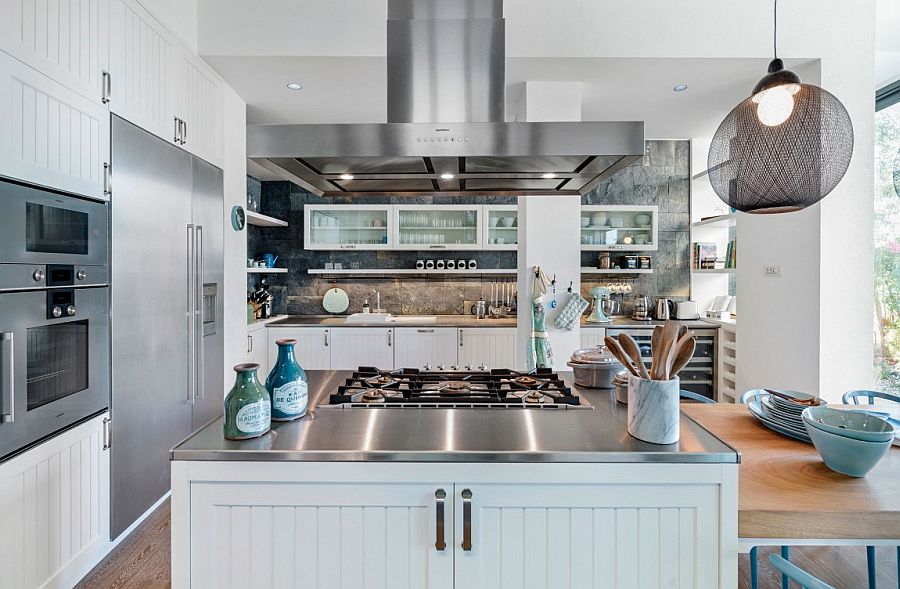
[231,205,246,231]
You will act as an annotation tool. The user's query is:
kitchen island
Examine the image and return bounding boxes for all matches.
[171,371,739,588]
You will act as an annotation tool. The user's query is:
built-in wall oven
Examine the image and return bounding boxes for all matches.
[0,179,109,462]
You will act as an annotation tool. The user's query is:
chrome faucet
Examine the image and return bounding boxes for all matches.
[373,289,385,313]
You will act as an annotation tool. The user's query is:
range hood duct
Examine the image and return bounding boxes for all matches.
[247,0,645,197]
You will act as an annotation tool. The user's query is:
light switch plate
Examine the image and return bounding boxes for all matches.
[764,265,782,277]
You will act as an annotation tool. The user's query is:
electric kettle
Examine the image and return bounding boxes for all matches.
[654,298,676,320]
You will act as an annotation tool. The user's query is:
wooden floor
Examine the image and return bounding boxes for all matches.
[79,500,898,588]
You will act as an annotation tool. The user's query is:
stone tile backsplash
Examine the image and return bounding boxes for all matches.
[248,140,691,316]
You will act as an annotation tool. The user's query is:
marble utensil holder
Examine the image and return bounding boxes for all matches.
[627,375,680,445]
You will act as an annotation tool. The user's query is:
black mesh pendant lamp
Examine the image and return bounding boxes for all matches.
[707,0,854,214]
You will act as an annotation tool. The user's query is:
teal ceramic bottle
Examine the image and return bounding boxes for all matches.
[224,363,271,440]
[266,339,309,421]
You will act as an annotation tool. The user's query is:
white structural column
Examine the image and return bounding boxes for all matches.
[517,195,582,371]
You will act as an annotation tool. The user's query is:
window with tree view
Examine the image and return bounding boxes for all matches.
[875,100,900,394]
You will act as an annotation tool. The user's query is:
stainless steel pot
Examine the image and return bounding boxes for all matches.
[567,346,624,389]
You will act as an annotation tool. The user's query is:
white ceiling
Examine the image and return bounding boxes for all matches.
[206,55,816,140]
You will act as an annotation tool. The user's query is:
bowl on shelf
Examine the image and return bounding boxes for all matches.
[803,419,892,477]
[634,213,651,227]
[490,217,501,227]
[609,217,625,228]
[590,212,607,226]
[802,406,894,443]
[581,217,591,228]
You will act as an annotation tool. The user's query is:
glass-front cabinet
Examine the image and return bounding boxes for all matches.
[483,205,518,251]
[580,205,659,251]
[393,205,483,250]
[304,205,392,250]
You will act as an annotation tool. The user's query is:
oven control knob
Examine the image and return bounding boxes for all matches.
[76,269,87,281]
[66,305,76,317]
[51,306,63,318]
[32,269,45,282]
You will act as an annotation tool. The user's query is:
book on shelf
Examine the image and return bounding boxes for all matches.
[692,242,718,269]
[724,239,737,269]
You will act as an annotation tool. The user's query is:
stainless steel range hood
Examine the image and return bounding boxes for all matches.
[247,0,645,197]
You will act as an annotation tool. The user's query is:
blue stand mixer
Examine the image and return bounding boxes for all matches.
[586,286,613,323]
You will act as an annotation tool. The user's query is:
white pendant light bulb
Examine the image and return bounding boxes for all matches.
[752,83,800,126]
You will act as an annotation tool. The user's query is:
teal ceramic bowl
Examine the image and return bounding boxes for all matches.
[802,406,894,443]
[803,419,892,477]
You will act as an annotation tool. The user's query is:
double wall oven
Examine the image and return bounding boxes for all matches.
[0,180,109,462]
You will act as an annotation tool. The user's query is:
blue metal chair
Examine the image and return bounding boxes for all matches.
[842,389,900,405]
[843,389,900,589]
[768,554,836,589]
[679,389,715,403]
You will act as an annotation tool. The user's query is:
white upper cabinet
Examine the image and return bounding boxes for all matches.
[171,47,223,167]
[482,204,518,251]
[394,205,483,251]
[581,205,659,251]
[0,0,110,106]
[0,51,110,199]
[109,0,223,166]
[304,205,393,250]
[108,0,174,143]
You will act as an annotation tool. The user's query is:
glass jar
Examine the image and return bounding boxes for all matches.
[224,363,271,440]
[266,339,309,421]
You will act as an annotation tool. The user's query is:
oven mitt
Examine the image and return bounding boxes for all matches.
[553,291,589,330]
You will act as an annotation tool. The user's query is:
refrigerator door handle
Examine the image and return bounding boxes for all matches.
[1,333,14,423]
[186,224,195,404]
[195,225,204,400]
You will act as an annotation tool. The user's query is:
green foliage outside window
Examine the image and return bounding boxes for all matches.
[875,105,900,394]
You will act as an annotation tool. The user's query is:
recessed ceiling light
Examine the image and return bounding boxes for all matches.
[339,174,354,180]
[440,173,455,180]
[673,84,688,92]
[286,82,303,91]
[541,173,558,179]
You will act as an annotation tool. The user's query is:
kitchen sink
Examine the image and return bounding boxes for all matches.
[390,315,437,324]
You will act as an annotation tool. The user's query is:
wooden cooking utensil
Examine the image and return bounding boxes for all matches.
[650,325,663,380]
[654,321,679,380]
[669,335,696,379]
[617,333,651,380]
[604,336,640,378]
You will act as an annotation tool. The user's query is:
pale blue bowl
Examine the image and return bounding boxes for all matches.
[802,406,894,443]
[803,419,892,477]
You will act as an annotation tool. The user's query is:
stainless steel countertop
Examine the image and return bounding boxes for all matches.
[171,371,738,463]
[266,315,719,329]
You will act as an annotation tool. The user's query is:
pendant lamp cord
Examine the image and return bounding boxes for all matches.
[773,0,778,58]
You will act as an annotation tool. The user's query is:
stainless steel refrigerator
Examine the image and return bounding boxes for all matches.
[110,116,223,538]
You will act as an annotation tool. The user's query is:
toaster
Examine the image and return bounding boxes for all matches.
[675,301,700,320]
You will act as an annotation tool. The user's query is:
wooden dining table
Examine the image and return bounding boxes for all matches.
[681,403,900,548]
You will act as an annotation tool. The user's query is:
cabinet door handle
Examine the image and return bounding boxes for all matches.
[1,333,14,423]
[180,119,187,145]
[434,489,446,551]
[186,224,195,404]
[339,244,356,249]
[174,117,181,143]
[429,245,446,249]
[103,163,111,196]
[247,333,253,353]
[101,71,111,104]
[387,330,392,347]
[461,489,473,551]
[324,330,329,347]
[102,416,111,450]
[417,329,435,333]
[459,330,464,347]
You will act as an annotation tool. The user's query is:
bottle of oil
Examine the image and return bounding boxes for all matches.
[224,363,271,440]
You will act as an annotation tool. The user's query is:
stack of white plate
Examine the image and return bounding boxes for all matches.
[745,389,827,442]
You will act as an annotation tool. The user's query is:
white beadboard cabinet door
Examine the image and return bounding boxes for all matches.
[246,324,270,377]
[0,51,110,199]
[266,327,332,370]
[188,481,454,589]
[172,48,224,167]
[329,327,395,370]
[453,483,720,589]
[581,328,606,349]
[457,328,517,369]
[0,412,110,589]
[393,327,458,369]
[108,0,174,144]
[0,0,110,105]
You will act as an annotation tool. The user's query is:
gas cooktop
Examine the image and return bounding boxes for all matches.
[327,367,591,409]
